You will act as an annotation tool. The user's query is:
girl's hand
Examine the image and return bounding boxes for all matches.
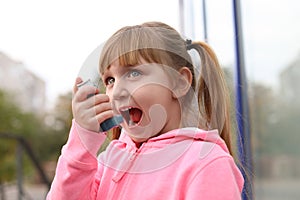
[72,77,114,132]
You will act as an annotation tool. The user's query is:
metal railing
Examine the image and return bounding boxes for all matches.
[0,132,51,200]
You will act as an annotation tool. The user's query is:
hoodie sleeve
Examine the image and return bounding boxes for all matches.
[185,156,244,200]
[46,119,107,200]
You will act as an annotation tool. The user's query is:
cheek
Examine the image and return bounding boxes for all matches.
[131,89,149,104]
[105,89,116,110]
[105,90,111,97]
[133,85,173,106]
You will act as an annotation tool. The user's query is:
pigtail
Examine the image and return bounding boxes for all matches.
[111,127,121,140]
[191,41,232,155]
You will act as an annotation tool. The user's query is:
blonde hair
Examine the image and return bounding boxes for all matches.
[99,22,233,155]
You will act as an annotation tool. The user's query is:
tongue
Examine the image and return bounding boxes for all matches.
[129,108,142,123]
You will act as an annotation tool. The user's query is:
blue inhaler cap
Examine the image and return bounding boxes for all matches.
[99,115,123,132]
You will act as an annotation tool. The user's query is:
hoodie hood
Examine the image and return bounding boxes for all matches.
[99,127,229,182]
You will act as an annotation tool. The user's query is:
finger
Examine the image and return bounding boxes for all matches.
[96,110,114,124]
[80,94,110,110]
[93,101,112,115]
[73,77,83,94]
[90,94,110,105]
[80,96,111,115]
[75,85,99,102]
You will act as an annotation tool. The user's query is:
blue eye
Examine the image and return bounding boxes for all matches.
[128,70,141,78]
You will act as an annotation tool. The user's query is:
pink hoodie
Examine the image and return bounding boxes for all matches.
[47,120,244,199]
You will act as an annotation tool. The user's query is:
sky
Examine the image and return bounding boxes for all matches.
[0,0,299,106]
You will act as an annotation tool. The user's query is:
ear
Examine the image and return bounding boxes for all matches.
[172,67,193,98]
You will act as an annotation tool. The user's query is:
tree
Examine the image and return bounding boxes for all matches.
[0,90,45,183]
[39,92,73,162]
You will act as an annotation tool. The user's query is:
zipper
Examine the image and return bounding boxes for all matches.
[130,149,138,161]
[112,146,141,183]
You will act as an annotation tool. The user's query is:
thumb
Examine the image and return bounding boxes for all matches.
[73,77,83,94]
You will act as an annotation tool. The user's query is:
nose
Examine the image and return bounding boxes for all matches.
[112,79,130,100]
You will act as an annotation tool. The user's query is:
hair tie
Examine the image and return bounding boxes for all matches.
[186,39,193,50]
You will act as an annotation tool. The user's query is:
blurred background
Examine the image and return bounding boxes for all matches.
[0,0,299,199]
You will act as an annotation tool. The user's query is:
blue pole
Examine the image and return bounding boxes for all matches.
[232,0,253,199]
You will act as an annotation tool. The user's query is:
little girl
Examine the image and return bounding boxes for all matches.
[47,21,244,199]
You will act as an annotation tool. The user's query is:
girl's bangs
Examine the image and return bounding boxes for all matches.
[99,27,167,73]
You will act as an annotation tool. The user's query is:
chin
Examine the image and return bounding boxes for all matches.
[130,135,149,143]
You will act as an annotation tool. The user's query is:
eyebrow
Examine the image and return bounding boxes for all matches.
[102,63,135,77]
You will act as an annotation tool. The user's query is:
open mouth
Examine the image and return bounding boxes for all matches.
[120,107,143,126]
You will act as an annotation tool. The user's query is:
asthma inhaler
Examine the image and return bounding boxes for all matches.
[77,79,123,132]
[77,43,123,132]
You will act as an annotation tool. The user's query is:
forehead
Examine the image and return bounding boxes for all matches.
[100,49,166,74]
